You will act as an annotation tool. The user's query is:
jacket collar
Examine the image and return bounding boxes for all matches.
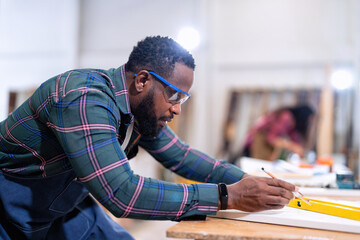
[112,65,134,123]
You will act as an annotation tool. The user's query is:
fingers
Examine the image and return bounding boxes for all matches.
[248,195,291,212]
[264,177,297,192]
[263,193,293,206]
[228,176,298,212]
[265,185,295,200]
[261,177,296,203]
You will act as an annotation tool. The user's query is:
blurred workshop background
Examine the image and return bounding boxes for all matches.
[1,0,360,239]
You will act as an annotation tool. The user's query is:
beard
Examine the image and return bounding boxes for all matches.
[132,88,162,137]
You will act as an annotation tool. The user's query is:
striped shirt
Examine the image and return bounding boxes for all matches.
[0,65,245,220]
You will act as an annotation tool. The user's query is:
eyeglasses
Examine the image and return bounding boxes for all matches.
[135,71,191,105]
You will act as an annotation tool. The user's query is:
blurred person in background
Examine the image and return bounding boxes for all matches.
[0,36,297,240]
[242,105,315,161]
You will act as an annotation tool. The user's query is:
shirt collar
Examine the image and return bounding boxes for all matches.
[112,64,134,122]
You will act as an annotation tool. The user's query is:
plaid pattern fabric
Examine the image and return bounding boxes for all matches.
[0,65,245,220]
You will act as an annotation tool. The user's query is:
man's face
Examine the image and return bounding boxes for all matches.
[133,63,194,137]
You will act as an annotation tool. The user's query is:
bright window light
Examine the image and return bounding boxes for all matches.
[330,69,354,90]
[177,27,200,51]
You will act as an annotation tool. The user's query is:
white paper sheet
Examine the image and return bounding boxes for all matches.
[214,202,360,234]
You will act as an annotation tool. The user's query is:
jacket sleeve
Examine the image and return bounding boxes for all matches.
[47,82,219,220]
[140,126,246,184]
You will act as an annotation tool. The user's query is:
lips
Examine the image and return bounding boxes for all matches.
[159,120,167,127]
[159,116,173,127]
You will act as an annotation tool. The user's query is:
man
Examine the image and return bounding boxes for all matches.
[0,36,297,239]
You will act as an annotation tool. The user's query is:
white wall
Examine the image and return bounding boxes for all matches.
[0,0,80,118]
[0,0,359,161]
[207,0,359,156]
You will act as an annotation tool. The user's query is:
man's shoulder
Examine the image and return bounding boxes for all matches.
[56,68,117,92]
[61,68,114,80]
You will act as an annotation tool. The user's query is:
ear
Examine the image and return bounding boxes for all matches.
[134,70,152,93]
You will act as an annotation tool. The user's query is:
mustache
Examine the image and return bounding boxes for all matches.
[159,115,174,122]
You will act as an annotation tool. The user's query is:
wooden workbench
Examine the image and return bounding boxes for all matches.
[166,216,360,240]
[167,193,360,240]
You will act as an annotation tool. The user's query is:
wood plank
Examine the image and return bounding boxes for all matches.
[167,217,360,240]
[317,65,334,156]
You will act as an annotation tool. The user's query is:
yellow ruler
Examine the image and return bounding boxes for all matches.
[287,198,360,221]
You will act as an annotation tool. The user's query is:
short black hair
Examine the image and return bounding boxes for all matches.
[125,36,195,78]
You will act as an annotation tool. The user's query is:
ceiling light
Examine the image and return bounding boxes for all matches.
[177,27,200,51]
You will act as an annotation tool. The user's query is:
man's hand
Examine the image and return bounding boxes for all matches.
[226,175,297,212]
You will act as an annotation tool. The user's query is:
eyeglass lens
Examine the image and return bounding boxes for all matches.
[164,86,189,105]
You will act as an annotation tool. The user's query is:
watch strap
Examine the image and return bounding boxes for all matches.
[218,183,228,210]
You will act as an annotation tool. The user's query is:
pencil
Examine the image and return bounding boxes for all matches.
[261,167,312,206]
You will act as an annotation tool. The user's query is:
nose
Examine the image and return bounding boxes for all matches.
[170,103,181,115]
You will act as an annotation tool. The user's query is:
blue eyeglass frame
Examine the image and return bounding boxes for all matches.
[135,71,191,97]
[147,71,190,98]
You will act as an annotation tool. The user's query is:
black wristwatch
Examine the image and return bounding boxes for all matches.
[217,183,228,210]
